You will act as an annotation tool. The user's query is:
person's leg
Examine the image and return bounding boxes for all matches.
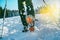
[26,0,35,32]
[18,0,28,32]
[26,0,35,16]
[21,15,28,32]
[26,0,35,26]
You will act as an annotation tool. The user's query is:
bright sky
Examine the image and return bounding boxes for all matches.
[0,0,60,10]
[0,0,44,10]
[0,0,18,10]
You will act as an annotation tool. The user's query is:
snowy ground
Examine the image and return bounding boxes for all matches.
[0,14,60,40]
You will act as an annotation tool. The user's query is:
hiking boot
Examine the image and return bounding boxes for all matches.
[22,29,28,32]
[29,26,34,32]
[22,27,28,32]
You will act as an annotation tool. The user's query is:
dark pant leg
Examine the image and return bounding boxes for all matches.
[18,0,28,30]
[26,0,35,26]
[20,15,28,28]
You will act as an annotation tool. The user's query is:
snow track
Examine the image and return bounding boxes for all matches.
[0,14,60,40]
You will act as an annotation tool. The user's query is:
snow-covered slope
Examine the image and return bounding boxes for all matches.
[0,14,60,40]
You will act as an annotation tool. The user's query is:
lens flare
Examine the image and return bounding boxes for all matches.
[38,0,60,23]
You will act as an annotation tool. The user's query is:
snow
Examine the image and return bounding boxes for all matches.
[0,14,60,40]
[10,29,18,34]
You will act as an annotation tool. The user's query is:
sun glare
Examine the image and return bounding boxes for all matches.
[38,1,60,23]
